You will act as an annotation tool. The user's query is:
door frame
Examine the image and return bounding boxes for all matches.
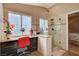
[66,10,79,50]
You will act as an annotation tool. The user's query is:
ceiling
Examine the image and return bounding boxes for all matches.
[21,3,55,8]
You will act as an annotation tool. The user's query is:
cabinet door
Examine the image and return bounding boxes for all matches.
[1,41,17,56]
[53,25,61,47]
[38,36,52,56]
[30,37,38,52]
[38,37,47,55]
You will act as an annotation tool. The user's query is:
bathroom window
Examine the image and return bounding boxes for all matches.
[8,12,32,37]
[40,18,48,33]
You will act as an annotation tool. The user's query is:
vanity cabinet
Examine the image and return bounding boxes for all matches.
[0,37,38,56]
[38,35,52,56]
[0,41,17,56]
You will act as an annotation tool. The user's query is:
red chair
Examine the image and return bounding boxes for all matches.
[17,36,31,56]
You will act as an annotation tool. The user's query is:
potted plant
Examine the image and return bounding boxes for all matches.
[3,17,14,39]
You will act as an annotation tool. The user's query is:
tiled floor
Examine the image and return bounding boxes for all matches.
[24,44,79,56]
[25,51,42,56]
[69,44,79,55]
[63,44,79,56]
[52,47,66,56]
[29,51,42,56]
[63,51,78,56]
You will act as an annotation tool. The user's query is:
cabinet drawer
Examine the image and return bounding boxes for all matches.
[30,37,38,52]
[1,41,17,47]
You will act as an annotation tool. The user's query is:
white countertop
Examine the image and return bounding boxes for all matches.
[37,34,52,38]
[0,35,38,43]
[0,34,52,43]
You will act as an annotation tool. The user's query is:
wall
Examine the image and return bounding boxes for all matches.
[0,4,3,19]
[48,3,79,50]
[3,3,48,17]
[3,3,48,39]
[0,4,4,41]
[69,15,79,33]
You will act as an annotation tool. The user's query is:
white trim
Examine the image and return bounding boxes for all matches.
[67,10,79,15]
[8,11,32,17]
[66,10,79,50]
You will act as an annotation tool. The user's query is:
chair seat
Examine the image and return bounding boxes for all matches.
[17,46,31,56]
[17,47,27,53]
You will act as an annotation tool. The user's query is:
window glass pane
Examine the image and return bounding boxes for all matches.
[45,20,48,29]
[40,19,44,30]
[40,18,48,31]
[22,15,31,35]
[8,12,22,37]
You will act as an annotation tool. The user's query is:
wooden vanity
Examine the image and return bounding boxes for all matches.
[0,37,38,56]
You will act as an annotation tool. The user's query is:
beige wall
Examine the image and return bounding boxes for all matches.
[0,4,4,41]
[48,3,79,50]
[0,4,3,19]
[3,3,48,18]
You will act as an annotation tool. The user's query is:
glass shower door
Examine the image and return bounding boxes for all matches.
[53,24,61,48]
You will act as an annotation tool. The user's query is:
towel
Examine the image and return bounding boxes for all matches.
[18,37,30,48]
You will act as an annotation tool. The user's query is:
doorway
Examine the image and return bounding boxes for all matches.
[68,11,79,55]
